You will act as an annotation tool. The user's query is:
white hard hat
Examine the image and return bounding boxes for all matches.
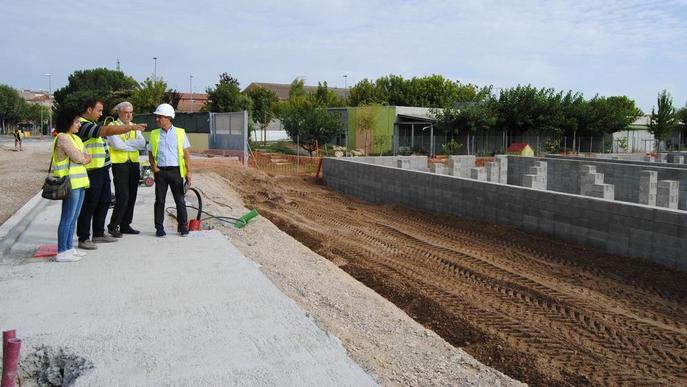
[153,103,175,119]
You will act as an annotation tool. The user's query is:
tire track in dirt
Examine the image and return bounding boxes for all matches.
[203,167,687,386]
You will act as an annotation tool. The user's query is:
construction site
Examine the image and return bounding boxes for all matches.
[1,136,686,386]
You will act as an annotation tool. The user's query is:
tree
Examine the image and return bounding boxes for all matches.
[348,79,385,106]
[433,100,496,138]
[247,86,279,144]
[280,98,343,156]
[130,77,168,113]
[0,85,27,132]
[205,73,251,112]
[313,82,345,107]
[648,90,677,151]
[53,68,138,121]
[162,89,181,110]
[355,105,379,155]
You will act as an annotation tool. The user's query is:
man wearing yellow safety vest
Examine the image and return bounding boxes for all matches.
[76,99,146,251]
[147,103,191,237]
[107,101,147,237]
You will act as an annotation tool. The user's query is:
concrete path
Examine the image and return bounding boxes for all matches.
[0,185,377,386]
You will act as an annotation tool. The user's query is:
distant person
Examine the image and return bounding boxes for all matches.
[148,103,191,237]
[14,128,24,151]
[52,113,92,262]
[76,99,146,251]
[107,101,146,237]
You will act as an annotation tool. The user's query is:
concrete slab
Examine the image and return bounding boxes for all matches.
[0,187,376,386]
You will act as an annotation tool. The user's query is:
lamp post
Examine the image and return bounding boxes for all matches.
[44,73,52,133]
[343,74,348,89]
[153,57,157,81]
[189,75,194,112]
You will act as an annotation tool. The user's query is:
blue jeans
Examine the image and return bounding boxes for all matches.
[58,188,85,253]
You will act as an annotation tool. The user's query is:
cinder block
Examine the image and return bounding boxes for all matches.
[430,163,447,174]
[396,159,410,169]
[638,170,657,206]
[470,167,486,181]
[486,162,499,182]
[657,180,679,209]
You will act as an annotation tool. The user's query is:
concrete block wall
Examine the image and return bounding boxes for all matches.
[508,156,687,210]
[323,157,687,270]
[485,162,499,182]
[547,154,687,169]
[353,155,428,171]
[470,167,486,181]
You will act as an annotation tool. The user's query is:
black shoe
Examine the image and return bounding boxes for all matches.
[179,227,189,237]
[108,225,123,238]
[156,229,166,237]
[120,227,140,235]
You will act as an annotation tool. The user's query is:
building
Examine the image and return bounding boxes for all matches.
[18,89,53,108]
[176,92,208,113]
[243,82,350,101]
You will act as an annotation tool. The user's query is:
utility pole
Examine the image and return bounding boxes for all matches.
[153,57,158,81]
[190,75,194,112]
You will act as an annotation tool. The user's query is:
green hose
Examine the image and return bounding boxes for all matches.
[234,209,259,229]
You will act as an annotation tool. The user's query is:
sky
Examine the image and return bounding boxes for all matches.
[1,0,686,113]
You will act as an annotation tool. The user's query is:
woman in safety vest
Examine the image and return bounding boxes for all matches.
[52,113,92,262]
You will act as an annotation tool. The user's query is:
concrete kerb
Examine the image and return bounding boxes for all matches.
[0,191,47,262]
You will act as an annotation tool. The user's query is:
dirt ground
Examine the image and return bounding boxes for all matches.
[0,137,53,224]
[194,159,687,386]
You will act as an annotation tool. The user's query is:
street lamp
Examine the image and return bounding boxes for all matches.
[152,57,157,81]
[44,73,52,133]
[189,75,194,112]
[343,74,348,89]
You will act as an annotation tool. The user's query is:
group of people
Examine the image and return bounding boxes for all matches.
[51,100,192,262]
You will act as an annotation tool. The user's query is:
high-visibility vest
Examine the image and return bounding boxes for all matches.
[52,134,90,189]
[109,119,140,164]
[150,127,187,178]
[79,117,111,170]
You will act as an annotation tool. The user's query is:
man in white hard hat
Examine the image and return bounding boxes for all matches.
[147,103,191,237]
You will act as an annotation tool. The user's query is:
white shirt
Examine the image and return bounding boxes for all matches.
[147,126,190,167]
[107,120,146,152]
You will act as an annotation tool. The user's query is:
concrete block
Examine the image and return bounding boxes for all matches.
[430,163,447,174]
[470,167,486,181]
[397,159,410,169]
[657,180,679,209]
[486,162,499,182]
[495,155,508,184]
[638,170,657,206]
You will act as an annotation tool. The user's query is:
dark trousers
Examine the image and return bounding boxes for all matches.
[77,167,112,241]
[109,162,140,230]
[154,167,188,232]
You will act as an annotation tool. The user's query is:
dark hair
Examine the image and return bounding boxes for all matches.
[82,98,104,113]
[56,112,80,133]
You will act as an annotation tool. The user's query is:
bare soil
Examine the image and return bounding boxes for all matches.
[195,161,687,387]
[0,137,52,224]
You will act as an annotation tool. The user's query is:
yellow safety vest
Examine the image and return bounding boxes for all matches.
[52,134,90,189]
[109,119,140,163]
[150,127,187,178]
[79,117,110,170]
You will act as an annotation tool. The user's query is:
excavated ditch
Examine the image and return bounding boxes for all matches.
[201,164,687,386]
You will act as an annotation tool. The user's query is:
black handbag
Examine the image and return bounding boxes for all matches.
[41,139,71,200]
